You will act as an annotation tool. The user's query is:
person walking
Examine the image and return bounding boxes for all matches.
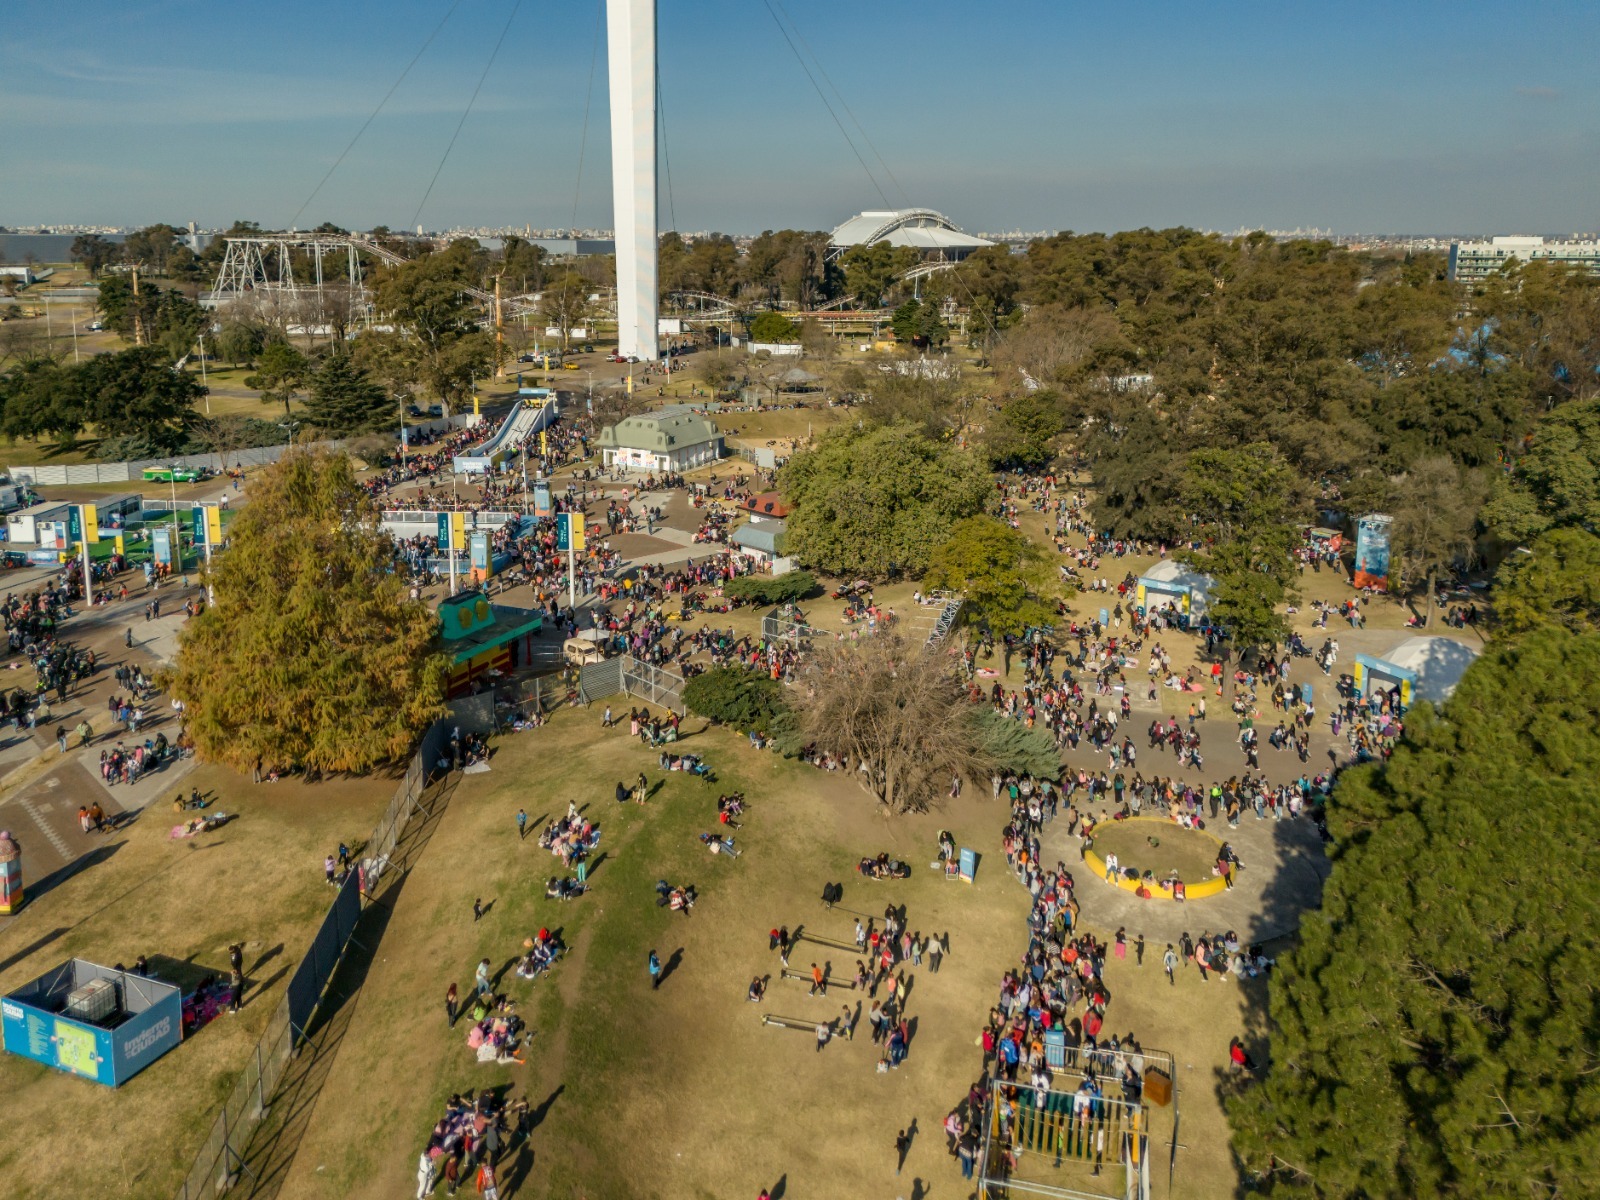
[927,934,943,974]
[446,982,459,1026]
[443,1155,460,1197]
[325,855,337,885]
[814,1022,829,1053]
[809,962,825,997]
[648,950,662,990]
[473,897,484,922]
[416,1151,437,1200]
[475,958,491,996]
[228,967,243,1014]
[839,1005,855,1040]
[1163,944,1178,986]
[515,809,527,840]
[895,1128,912,1175]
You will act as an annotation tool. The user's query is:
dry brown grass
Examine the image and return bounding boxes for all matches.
[267,709,1254,1200]
[0,762,393,1200]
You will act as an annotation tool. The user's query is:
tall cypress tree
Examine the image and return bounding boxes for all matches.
[1228,626,1600,1197]
[166,450,446,774]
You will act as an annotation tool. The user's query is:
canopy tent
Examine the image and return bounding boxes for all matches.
[1354,636,1480,710]
[1135,559,1215,626]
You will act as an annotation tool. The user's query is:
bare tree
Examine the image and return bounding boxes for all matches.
[793,635,996,814]
[992,304,1122,387]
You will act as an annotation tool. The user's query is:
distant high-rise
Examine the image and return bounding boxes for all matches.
[607,0,660,361]
[1448,235,1600,283]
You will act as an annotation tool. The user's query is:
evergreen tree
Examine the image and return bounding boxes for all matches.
[1228,626,1600,1198]
[303,353,394,435]
[165,451,447,774]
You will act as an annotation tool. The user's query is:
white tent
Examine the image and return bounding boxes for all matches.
[1376,636,1480,706]
[1137,559,1216,623]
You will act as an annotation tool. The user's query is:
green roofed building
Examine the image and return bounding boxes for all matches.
[438,591,544,696]
[596,405,724,472]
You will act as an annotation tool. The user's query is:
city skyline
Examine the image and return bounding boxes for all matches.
[1,0,1596,235]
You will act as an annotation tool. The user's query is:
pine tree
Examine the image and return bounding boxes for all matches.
[1228,626,1600,1198]
[165,450,447,774]
[303,353,395,436]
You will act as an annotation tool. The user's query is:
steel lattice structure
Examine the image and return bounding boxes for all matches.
[209,235,373,332]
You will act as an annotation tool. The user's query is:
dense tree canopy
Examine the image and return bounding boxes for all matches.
[0,346,203,453]
[166,451,447,774]
[372,242,494,409]
[1177,442,1306,648]
[780,422,992,579]
[1483,396,1600,543]
[930,230,1598,570]
[924,515,1057,636]
[1228,625,1600,1198]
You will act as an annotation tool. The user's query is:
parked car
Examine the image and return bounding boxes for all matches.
[580,343,595,354]
[427,404,444,418]
[563,636,608,667]
[518,353,537,363]
[1,551,30,569]
[141,466,202,483]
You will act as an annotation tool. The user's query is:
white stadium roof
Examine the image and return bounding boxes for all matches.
[828,209,994,254]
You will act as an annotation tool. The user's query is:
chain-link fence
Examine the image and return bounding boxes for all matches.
[621,657,686,714]
[175,724,447,1200]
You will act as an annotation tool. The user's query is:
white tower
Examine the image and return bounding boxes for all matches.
[607,0,660,361]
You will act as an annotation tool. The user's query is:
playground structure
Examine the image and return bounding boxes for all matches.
[451,396,558,474]
[779,967,859,990]
[791,929,858,954]
[761,1013,824,1032]
[977,1051,1177,1200]
[966,1043,1184,1200]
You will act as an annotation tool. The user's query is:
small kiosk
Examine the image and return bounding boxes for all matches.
[438,592,545,697]
[1134,560,1214,629]
[2,959,182,1086]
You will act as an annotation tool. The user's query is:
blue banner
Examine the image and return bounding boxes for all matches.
[151,527,173,566]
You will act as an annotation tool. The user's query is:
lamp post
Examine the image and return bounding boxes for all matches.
[168,467,181,585]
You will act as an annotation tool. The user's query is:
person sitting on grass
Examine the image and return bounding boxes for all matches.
[747,976,766,1003]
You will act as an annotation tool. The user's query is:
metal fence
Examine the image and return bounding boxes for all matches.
[621,656,687,714]
[577,656,624,705]
[9,415,480,486]
[175,722,448,1200]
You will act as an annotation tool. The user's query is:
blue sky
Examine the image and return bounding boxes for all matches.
[2,0,1596,235]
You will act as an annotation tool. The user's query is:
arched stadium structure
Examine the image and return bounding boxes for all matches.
[826,208,995,263]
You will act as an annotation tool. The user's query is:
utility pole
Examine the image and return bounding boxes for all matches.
[494,274,505,379]
[131,265,145,347]
[197,332,210,413]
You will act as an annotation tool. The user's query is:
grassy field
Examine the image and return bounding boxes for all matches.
[269,707,1255,1200]
[0,763,393,1200]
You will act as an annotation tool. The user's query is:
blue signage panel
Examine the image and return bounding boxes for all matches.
[110,991,182,1085]
[959,847,977,882]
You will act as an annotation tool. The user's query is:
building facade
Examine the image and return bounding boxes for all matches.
[596,407,723,472]
[1448,235,1600,283]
